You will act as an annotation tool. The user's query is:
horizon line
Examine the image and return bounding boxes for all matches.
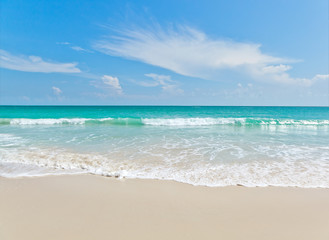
[1,105,328,107]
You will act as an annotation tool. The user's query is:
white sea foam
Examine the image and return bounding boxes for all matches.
[0,133,26,147]
[9,118,90,125]
[142,118,329,126]
[2,117,329,126]
[1,145,328,188]
[142,118,244,126]
[0,162,84,178]
[1,126,328,187]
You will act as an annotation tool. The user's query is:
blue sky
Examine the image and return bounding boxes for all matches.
[0,0,328,105]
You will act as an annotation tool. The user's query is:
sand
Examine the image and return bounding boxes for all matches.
[0,175,329,240]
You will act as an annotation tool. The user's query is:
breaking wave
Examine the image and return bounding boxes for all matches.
[0,117,329,126]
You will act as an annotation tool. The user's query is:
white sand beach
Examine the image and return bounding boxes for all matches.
[1,175,329,240]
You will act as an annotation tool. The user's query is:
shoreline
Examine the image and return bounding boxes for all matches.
[2,172,329,189]
[1,174,329,240]
[1,161,328,188]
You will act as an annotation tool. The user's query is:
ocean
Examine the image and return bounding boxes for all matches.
[0,106,328,187]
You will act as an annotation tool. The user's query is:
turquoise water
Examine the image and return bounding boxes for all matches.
[1,106,329,187]
[1,106,329,120]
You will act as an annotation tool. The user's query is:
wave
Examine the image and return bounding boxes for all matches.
[1,147,329,188]
[1,131,329,187]
[1,117,329,126]
[0,118,144,126]
[143,118,329,126]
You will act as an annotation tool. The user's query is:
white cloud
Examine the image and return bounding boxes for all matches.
[52,86,62,96]
[71,46,93,53]
[101,75,123,94]
[313,74,329,81]
[56,42,93,53]
[0,49,81,73]
[71,46,85,51]
[248,63,315,86]
[261,64,292,74]
[94,25,325,86]
[142,73,183,95]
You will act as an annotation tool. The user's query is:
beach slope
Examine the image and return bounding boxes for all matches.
[0,175,329,240]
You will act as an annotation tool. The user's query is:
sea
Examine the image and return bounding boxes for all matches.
[0,106,329,188]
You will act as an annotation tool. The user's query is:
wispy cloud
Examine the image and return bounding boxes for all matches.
[94,25,325,86]
[52,86,62,96]
[0,49,81,73]
[140,73,183,95]
[52,86,64,100]
[71,46,93,53]
[313,74,329,81]
[57,42,93,53]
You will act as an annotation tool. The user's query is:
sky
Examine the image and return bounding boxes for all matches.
[0,0,328,106]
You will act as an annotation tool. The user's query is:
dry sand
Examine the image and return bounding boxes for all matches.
[0,175,329,240]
